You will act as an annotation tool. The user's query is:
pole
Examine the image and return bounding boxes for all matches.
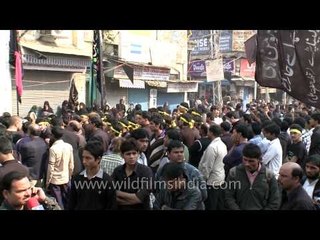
[98,30,105,109]
[254,81,257,101]
[16,89,19,116]
[210,30,215,106]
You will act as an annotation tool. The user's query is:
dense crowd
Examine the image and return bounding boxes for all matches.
[0,97,319,210]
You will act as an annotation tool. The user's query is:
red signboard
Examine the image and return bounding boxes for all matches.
[240,59,256,78]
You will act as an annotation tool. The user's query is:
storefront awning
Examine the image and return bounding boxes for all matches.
[21,41,92,57]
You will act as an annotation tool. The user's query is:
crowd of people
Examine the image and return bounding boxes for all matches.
[0,97,319,210]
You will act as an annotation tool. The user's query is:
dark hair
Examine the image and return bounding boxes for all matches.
[167,140,184,153]
[251,122,262,135]
[293,117,306,129]
[234,124,249,139]
[311,113,320,123]
[306,154,320,168]
[209,125,222,137]
[242,143,261,159]
[289,124,303,133]
[0,136,13,154]
[51,126,64,139]
[130,128,149,140]
[162,162,185,180]
[84,141,104,159]
[120,138,139,154]
[220,121,231,132]
[263,123,280,137]
[166,128,181,141]
[0,171,28,192]
[291,167,303,180]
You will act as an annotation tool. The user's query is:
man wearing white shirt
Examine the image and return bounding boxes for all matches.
[302,154,320,209]
[262,123,282,179]
[198,125,227,210]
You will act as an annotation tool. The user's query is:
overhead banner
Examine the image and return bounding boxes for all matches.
[255,30,320,108]
[205,58,224,82]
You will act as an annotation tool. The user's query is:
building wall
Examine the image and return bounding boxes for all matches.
[11,70,72,117]
[0,30,12,114]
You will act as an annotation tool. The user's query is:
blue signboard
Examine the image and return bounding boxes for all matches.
[219,30,232,53]
[190,30,212,56]
[189,60,206,77]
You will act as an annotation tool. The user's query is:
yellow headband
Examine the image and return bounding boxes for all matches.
[180,117,193,128]
[290,129,302,135]
[110,126,121,136]
[180,117,189,124]
[38,121,50,127]
[119,121,128,128]
[191,111,201,117]
[158,111,170,116]
[179,105,188,111]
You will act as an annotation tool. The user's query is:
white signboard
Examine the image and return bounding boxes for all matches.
[205,59,224,82]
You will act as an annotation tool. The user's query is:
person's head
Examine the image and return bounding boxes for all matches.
[164,128,181,147]
[242,143,262,173]
[9,115,22,131]
[178,102,189,114]
[220,121,231,133]
[289,124,303,143]
[82,141,104,169]
[305,154,320,181]
[278,162,303,192]
[162,162,186,192]
[51,126,64,140]
[120,138,139,166]
[232,124,248,144]
[167,140,184,163]
[130,128,150,152]
[310,113,320,128]
[208,125,222,140]
[262,123,280,141]
[0,136,13,162]
[1,172,31,210]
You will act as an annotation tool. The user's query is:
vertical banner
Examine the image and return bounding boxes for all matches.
[255,30,320,108]
[9,30,23,104]
[91,30,105,108]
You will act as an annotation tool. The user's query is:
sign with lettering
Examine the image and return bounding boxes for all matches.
[232,30,255,52]
[167,82,198,93]
[220,30,233,52]
[240,59,256,78]
[189,30,212,56]
[189,60,206,77]
[223,58,235,73]
[114,65,170,81]
[255,30,320,108]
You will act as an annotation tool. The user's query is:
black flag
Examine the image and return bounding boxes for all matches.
[92,30,102,94]
[69,78,78,107]
[255,30,320,108]
[122,64,134,83]
[244,34,257,65]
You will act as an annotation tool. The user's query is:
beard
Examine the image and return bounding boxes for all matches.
[307,174,319,181]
